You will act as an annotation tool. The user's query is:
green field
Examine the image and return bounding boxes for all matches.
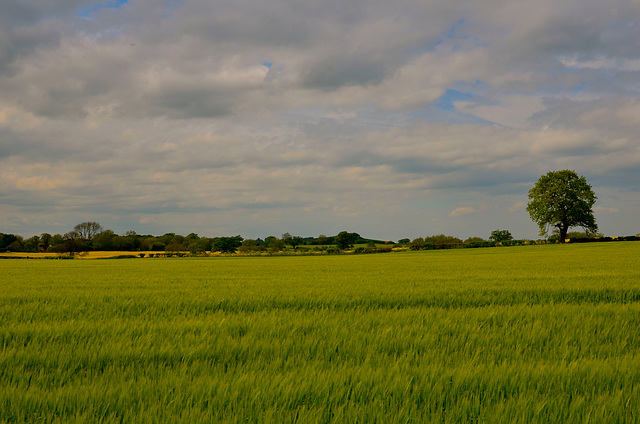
[2,243,640,423]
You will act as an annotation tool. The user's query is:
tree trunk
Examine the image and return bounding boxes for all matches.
[559,225,568,243]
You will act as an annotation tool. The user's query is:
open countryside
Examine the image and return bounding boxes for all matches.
[3,0,640,422]
[2,242,639,423]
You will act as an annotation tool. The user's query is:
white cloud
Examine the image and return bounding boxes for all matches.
[0,0,639,239]
[594,206,620,214]
[508,202,527,213]
[559,55,640,72]
[449,203,488,217]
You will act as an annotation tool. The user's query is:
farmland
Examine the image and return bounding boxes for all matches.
[1,242,639,423]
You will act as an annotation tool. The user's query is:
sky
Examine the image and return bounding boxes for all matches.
[1,0,639,241]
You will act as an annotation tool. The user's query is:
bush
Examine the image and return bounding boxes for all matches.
[466,241,496,248]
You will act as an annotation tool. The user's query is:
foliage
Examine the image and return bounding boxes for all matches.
[73,221,104,240]
[165,241,185,252]
[489,229,513,243]
[92,230,116,251]
[566,231,597,239]
[466,240,496,248]
[267,237,285,251]
[425,234,463,248]
[410,235,463,250]
[334,231,360,250]
[61,231,85,254]
[287,236,304,249]
[0,233,19,251]
[237,239,266,253]
[212,236,244,253]
[527,170,598,243]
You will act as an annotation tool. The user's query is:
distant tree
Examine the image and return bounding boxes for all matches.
[287,236,304,249]
[112,234,137,251]
[149,242,166,251]
[39,233,52,252]
[23,235,41,253]
[464,236,485,243]
[62,231,85,254]
[1,233,23,252]
[398,238,410,244]
[93,230,116,251]
[201,238,214,252]
[169,235,185,249]
[489,230,513,243]
[165,241,184,252]
[410,237,425,250]
[47,234,64,252]
[0,233,19,251]
[73,222,103,241]
[238,239,267,253]
[527,170,598,243]
[187,239,207,254]
[213,236,243,253]
[424,234,463,248]
[267,237,285,252]
[334,231,360,250]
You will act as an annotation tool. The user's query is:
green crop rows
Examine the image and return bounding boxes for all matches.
[2,243,639,423]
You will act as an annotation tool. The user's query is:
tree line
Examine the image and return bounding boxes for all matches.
[0,224,523,255]
[0,226,375,254]
[3,225,628,256]
[2,170,637,255]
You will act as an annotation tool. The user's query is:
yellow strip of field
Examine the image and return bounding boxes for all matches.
[1,251,159,259]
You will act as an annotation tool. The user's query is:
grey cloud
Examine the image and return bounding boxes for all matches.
[143,88,233,119]
[0,0,87,25]
[0,128,76,160]
[2,0,640,239]
[301,53,391,90]
[0,0,88,74]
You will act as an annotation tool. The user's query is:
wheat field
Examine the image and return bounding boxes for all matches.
[1,242,639,423]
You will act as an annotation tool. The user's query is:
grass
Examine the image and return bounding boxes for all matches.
[1,243,639,423]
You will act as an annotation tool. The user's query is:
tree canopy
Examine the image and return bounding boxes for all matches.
[73,222,103,240]
[212,236,244,253]
[526,170,597,243]
[334,231,360,250]
[489,230,513,243]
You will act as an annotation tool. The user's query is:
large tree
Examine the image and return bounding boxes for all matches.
[334,231,360,250]
[526,170,598,243]
[212,236,244,253]
[489,230,513,243]
[73,221,103,240]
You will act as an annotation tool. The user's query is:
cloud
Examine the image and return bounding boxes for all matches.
[508,202,527,213]
[594,206,620,214]
[449,203,488,217]
[559,55,640,72]
[1,0,639,239]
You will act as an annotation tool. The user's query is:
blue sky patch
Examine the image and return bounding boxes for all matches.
[76,0,129,18]
[434,89,474,111]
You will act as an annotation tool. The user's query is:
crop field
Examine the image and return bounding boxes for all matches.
[1,242,640,423]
